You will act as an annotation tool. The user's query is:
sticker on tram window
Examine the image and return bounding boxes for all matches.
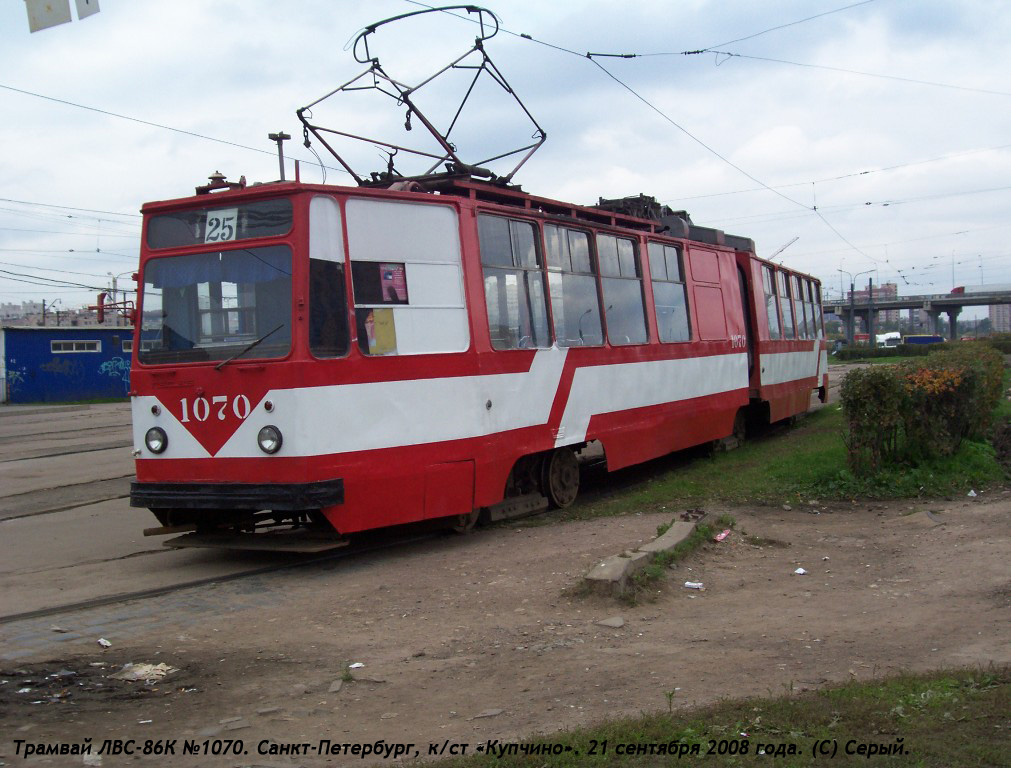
[204,208,238,243]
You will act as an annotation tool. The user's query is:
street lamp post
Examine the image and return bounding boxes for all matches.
[107,271,135,327]
[868,276,874,343]
[837,268,873,345]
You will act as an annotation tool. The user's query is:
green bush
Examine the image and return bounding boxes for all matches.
[840,345,1005,474]
[907,345,1004,440]
[985,333,1011,354]
[833,343,947,361]
[839,366,905,473]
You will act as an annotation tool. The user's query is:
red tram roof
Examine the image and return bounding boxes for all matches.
[140,174,818,284]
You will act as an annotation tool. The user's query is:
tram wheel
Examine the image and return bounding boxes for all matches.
[542,447,580,509]
[733,408,747,442]
[451,509,481,534]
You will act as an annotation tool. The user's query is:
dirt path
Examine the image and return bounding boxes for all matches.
[3,493,1009,765]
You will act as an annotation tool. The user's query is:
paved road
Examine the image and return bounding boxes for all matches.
[0,403,273,627]
[824,362,845,404]
[0,368,849,658]
[0,403,134,519]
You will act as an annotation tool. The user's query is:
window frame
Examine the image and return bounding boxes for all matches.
[596,232,649,346]
[345,197,469,357]
[145,198,294,250]
[647,240,692,343]
[308,194,350,360]
[544,224,605,348]
[813,282,825,336]
[137,244,294,365]
[478,214,552,351]
[762,265,781,340]
[791,275,809,338]
[777,270,796,339]
[51,340,101,353]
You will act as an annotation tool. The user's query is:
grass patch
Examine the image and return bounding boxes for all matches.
[436,666,1009,767]
[992,367,1011,424]
[563,406,1005,522]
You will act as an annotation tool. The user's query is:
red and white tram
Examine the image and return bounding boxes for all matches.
[129,177,828,549]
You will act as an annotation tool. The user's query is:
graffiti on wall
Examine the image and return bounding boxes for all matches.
[40,357,83,376]
[5,366,27,393]
[98,356,131,392]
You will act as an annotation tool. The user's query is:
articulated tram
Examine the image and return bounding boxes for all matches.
[128,176,827,550]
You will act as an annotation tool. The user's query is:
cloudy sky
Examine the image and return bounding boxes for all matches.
[2,0,1009,319]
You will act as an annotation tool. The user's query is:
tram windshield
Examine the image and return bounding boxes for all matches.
[138,245,293,364]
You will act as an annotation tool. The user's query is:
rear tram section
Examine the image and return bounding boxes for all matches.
[129,179,827,549]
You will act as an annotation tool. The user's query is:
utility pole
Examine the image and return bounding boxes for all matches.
[848,281,855,345]
[838,268,873,346]
[868,277,875,343]
[107,272,119,327]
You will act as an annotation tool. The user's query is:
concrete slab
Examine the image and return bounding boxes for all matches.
[636,521,697,554]
[583,550,652,596]
[582,518,702,596]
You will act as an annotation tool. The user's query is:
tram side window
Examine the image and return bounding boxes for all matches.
[310,261,348,357]
[478,215,550,350]
[793,275,809,339]
[804,278,815,339]
[597,234,648,345]
[806,279,816,338]
[309,195,349,358]
[777,271,796,339]
[346,198,469,356]
[648,242,690,342]
[812,278,820,333]
[544,225,603,347]
[800,278,813,339]
[762,265,781,340]
[813,281,823,337]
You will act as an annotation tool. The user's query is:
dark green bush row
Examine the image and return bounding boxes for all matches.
[840,345,1005,475]
[986,333,1011,354]
[833,335,1011,360]
[833,342,949,360]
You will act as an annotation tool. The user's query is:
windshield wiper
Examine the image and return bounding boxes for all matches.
[214,324,285,371]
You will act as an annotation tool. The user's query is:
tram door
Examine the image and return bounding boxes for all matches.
[736,265,756,378]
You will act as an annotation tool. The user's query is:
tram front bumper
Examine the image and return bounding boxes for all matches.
[130,478,344,511]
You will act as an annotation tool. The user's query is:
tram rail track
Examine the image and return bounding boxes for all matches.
[0,440,132,464]
[0,476,133,522]
[0,530,436,627]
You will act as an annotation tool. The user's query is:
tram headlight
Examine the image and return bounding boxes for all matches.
[257,425,283,454]
[145,427,168,454]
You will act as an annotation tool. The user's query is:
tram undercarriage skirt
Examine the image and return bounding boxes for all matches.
[130,478,344,510]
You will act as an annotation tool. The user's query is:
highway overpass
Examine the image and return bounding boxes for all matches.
[825,290,1011,342]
